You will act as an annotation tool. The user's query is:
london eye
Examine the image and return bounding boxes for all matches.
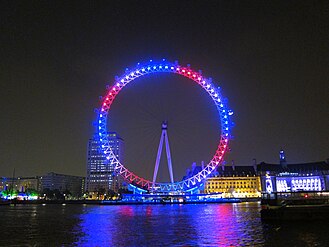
[97,60,233,193]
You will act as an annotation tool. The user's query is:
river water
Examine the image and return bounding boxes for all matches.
[0,202,328,246]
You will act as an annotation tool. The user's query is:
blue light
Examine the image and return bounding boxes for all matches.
[96,59,233,193]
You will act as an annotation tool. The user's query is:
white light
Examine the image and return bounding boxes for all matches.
[206,84,210,88]
[147,67,151,70]
[142,68,145,72]
[125,76,129,79]
[159,66,162,69]
[100,114,102,117]
[214,93,218,97]
[165,66,168,69]
[153,66,156,69]
[136,70,139,73]
[171,67,174,69]
[130,72,134,76]
[220,104,223,107]
[116,83,120,86]
[211,89,214,93]
[120,79,124,82]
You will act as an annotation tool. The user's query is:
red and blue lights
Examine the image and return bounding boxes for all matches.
[97,60,233,192]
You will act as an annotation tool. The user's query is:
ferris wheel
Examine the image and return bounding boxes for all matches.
[97,59,233,193]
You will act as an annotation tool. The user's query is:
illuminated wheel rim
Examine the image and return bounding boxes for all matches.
[97,60,233,192]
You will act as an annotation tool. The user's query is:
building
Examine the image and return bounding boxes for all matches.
[86,132,125,194]
[0,176,41,193]
[257,159,329,194]
[204,162,261,198]
[41,172,85,198]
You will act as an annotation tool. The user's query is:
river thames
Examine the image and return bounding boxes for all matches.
[0,202,328,246]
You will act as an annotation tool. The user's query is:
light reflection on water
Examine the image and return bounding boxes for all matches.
[1,202,329,246]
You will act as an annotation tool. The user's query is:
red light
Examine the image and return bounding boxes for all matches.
[304,194,308,198]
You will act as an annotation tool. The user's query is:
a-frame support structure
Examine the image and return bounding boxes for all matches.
[152,121,174,188]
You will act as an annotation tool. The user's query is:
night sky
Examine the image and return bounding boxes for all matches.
[1,1,328,181]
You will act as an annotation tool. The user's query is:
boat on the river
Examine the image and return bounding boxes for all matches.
[261,191,329,221]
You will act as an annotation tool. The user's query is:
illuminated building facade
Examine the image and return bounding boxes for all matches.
[204,165,261,198]
[258,159,329,194]
[0,176,41,192]
[86,132,124,194]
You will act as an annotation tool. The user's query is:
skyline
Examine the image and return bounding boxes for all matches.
[1,1,328,179]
